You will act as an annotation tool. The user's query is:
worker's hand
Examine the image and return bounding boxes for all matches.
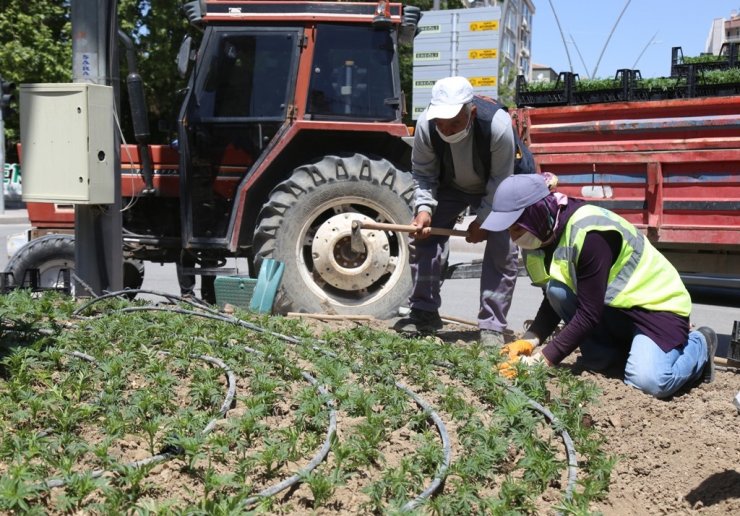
[466,220,487,243]
[411,211,433,239]
[500,338,536,360]
[497,360,518,379]
[497,352,547,379]
[541,171,559,191]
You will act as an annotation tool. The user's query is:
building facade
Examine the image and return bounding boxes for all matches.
[497,0,535,82]
[705,9,740,54]
[457,0,536,80]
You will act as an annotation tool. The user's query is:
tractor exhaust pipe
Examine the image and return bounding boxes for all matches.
[118,28,155,195]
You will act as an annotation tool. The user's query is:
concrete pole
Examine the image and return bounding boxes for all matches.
[0,114,5,214]
[71,0,123,296]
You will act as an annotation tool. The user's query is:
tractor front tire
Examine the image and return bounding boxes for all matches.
[5,234,145,296]
[253,154,415,319]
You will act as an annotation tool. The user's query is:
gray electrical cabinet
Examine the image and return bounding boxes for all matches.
[20,83,114,204]
[412,6,501,119]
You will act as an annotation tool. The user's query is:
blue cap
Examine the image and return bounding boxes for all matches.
[481,175,551,232]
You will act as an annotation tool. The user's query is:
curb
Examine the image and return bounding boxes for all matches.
[0,217,30,225]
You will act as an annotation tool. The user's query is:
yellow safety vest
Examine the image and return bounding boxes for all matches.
[524,205,691,316]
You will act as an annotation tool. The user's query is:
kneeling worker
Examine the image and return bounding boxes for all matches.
[482,174,717,398]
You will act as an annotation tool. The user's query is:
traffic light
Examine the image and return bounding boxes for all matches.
[0,75,15,120]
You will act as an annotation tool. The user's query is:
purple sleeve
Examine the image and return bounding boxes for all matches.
[541,231,617,365]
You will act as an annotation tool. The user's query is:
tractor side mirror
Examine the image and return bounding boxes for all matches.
[177,36,193,79]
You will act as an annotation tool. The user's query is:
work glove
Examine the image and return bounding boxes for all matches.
[501,339,535,360]
[497,333,540,379]
[498,353,546,379]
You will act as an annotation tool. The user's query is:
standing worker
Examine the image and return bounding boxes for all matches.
[394,76,519,348]
[482,174,717,398]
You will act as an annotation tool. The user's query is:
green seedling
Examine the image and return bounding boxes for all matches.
[0,291,615,512]
[302,469,338,508]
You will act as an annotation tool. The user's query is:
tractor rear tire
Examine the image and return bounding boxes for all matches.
[253,153,415,319]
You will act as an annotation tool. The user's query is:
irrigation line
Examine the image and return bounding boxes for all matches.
[158,351,237,435]
[75,293,339,507]
[86,293,452,509]
[395,382,452,513]
[507,384,578,499]
[73,291,574,510]
[74,289,302,345]
[434,359,578,502]
[208,337,338,509]
[242,372,337,509]
[36,350,237,490]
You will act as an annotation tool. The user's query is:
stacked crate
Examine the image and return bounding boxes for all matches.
[411,6,501,120]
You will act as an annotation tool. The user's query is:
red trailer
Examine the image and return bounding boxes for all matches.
[515,95,740,285]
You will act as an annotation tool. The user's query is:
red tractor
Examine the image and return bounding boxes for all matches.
[10,0,422,317]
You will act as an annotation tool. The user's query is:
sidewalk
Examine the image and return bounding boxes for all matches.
[0,208,29,225]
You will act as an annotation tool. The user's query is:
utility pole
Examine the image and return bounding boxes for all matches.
[70,0,122,296]
[0,76,10,214]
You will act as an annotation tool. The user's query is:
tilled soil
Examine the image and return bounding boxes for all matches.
[303,316,740,515]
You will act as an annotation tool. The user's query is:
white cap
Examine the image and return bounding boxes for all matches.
[426,76,474,120]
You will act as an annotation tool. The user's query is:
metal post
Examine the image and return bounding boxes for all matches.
[71,0,123,296]
[0,112,5,214]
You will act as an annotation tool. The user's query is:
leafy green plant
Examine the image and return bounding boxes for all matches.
[0,291,615,512]
[0,466,39,512]
[302,469,338,508]
[683,54,726,64]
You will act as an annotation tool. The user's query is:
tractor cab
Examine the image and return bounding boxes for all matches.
[178,1,413,249]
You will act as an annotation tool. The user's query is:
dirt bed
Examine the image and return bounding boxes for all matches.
[2,295,738,514]
[302,315,740,515]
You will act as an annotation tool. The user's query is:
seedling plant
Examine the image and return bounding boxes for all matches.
[0,290,615,513]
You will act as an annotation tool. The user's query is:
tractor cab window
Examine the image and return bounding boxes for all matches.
[181,27,301,244]
[307,24,398,120]
[196,31,295,119]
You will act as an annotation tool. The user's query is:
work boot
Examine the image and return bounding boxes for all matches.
[393,309,443,334]
[479,329,505,350]
[697,326,717,383]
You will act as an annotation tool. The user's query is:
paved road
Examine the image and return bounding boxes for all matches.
[1,210,737,356]
[441,245,739,358]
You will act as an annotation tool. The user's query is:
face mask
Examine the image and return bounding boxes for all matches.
[514,231,543,250]
[436,112,471,144]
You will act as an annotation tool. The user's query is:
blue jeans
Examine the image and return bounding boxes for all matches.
[546,280,707,398]
[409,188,519,331]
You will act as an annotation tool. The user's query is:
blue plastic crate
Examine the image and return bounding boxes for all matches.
[214,276,258,309]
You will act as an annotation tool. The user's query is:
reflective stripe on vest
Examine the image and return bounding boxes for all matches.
[549,205,691,316]
[523,250,549,287]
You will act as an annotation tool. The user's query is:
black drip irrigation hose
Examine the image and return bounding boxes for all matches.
[434,358,579,502]
[73,290,578,508]
[395,382,452,513]
[77,290,453,509]
[508,384,578,499]
[36,349,237,490]
[242,370,337,508]
[74,290,339,507]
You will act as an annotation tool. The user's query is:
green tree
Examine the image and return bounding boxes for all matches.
[0,0,72,158]
[497,58,518,108]
[0,1,189,160]
[117,0,190,144]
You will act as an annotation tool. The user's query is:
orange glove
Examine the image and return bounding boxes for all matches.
[501,339,535,360]
[498,360,519,379]
[497,353,546,380]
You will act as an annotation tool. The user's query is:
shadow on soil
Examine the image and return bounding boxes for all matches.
[685,469,740,508]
